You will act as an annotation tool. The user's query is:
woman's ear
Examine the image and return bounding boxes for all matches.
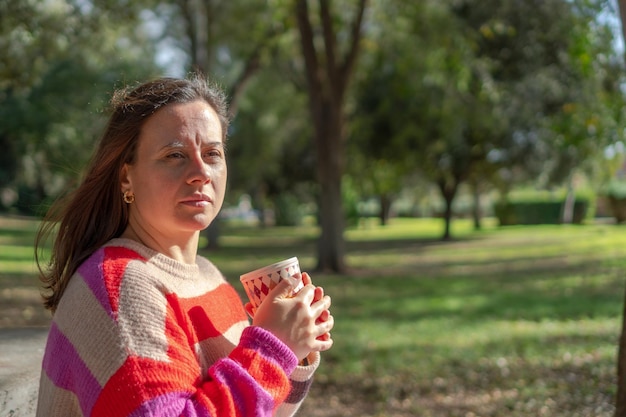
[120,163,132,192]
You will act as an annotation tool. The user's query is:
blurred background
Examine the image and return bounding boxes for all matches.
[4,1,626,415]
[3,0,626,246]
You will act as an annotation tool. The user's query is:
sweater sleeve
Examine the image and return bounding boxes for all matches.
[275,351,320,417]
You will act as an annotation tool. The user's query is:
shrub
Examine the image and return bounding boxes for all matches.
[494,199,588,225]
[603,180,626,223]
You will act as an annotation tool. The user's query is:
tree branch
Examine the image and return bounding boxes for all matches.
[619,0,626,67]
[176,0,198,69]
[339,0,367,91]
[319,0,338,90]
[227,28,280,117]
[295,0,323,101]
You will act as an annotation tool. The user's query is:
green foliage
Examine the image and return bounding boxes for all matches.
[0,0,161,214]
[2,0,626,246]
[603,178,626,199]
[494,200,589,225]
[349,0,624,240]
[273,193,303,226]
[227,69,314,198]
[342,176,361,227]
[601,179,626,222]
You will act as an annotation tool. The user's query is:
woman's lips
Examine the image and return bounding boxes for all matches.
[181,194,212,207]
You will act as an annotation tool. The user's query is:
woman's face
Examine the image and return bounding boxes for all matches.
[121,100,226,241]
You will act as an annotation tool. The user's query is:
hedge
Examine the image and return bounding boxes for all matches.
[494,200,588,226]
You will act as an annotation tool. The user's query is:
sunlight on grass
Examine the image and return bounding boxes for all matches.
[345,217,499,241]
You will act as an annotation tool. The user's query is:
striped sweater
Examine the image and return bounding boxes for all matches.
[36,238,318,417]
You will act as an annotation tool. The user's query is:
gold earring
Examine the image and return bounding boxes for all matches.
[123,190,135,204]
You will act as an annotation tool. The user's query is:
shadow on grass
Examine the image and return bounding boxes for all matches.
[301,338,616,417]
[320,267,623,326]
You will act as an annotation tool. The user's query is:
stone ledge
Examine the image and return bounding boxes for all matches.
[0,328,48,417]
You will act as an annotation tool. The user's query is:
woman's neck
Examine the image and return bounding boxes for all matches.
[120,224,199,264]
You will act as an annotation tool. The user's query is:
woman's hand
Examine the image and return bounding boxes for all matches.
[250,272,334,361]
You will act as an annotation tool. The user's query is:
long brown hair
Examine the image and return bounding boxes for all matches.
[36,73,230,312]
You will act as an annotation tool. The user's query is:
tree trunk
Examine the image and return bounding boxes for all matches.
[562,177,575,224]
[442,196,453,241]
[615,2,626,414]
[295,0,367,272]
[471,180,482,231]
[312,99,346,272]
[617,282,626,417]
[437,179,459,241]
[379,194,392,226]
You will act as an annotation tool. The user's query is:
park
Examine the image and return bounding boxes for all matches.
[4,0,626,416]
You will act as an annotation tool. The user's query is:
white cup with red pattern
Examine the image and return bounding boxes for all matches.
[240,257,304,314]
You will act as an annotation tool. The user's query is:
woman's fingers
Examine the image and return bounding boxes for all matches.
[316,308,330,324]
[313,325,334,351]
[301,272,312,286]
[312,286,324,303]
[244,302,255,318]
[317,332,331,341]
[311,294,331,317]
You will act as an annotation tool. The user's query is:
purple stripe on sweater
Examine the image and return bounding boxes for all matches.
[42,322,102,416]
[77,248,114,319]
[239,327,297,372]
[127,392,211,417]
[211,358,274,417]
[182,397,213,417]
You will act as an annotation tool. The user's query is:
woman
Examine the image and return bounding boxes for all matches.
[35,74,334,416]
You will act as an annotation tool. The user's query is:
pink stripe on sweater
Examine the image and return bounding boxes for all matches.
[77,248,113,318]
[127,392,212,417]
[42,322,101,415]
[211,357,275,416]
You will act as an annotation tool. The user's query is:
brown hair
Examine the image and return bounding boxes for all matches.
[36,73,230,311]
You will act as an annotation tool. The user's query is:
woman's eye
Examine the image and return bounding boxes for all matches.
[167,152,185,159]
[204,149,222,159]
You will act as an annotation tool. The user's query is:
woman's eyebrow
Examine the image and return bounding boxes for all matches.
[160,140,185,150]
[160,141,225,151]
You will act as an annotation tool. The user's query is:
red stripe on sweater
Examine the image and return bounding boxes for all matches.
[102,246,145,316]
[165,283,248,345]
[91,330,291,417]
[91,355,198,417]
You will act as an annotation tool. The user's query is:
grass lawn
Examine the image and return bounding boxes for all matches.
[1,215,624,416]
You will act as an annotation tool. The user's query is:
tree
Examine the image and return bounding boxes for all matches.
[438,0,621,236]
[227,68,315,227]
[0,0,159,213]
[350,0,622,239]
[163,0,286,116]
[295,0,368,272]
[349,0,504,239]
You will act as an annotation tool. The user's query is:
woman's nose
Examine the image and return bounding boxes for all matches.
[188,155,211,183]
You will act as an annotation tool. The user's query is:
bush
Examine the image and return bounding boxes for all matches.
[604,179,626,200]
[602,180,626,223]
[273,193,303,226]
[494,199,588,225]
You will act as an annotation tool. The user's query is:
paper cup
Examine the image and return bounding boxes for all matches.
[240,257,303,313]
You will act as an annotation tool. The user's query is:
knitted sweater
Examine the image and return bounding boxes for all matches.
[36,238,318,417]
